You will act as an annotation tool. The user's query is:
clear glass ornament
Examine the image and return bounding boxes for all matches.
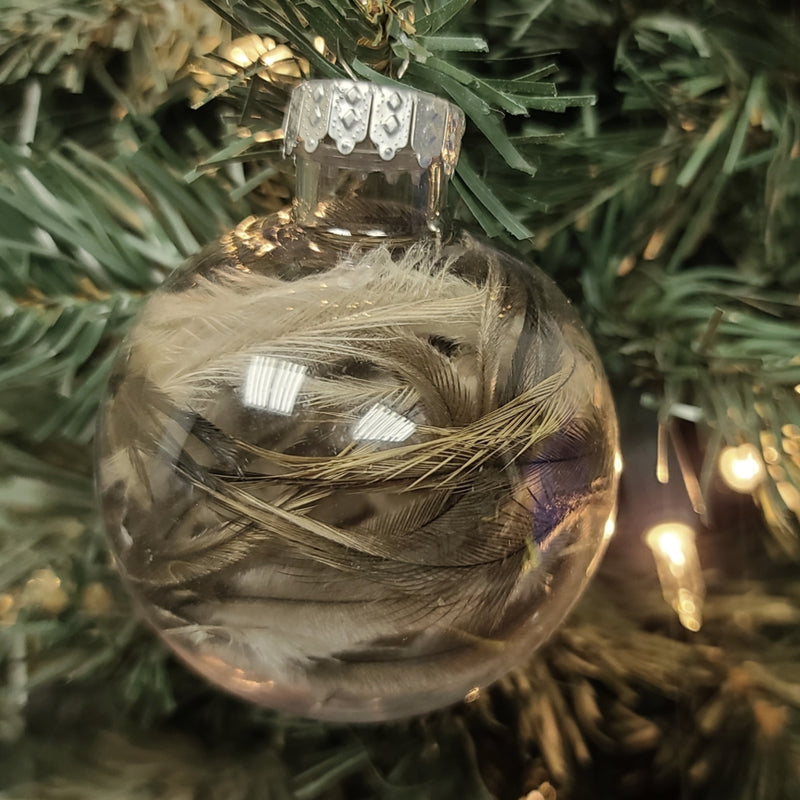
[96,80,619,722]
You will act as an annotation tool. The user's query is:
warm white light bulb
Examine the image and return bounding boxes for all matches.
[644,522,704,632]
[719,444,765,493]
[657,530,687,566]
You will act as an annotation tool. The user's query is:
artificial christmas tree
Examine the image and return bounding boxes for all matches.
[1,1,799,798]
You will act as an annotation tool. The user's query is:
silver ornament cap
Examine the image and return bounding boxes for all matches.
[283,80,465,174]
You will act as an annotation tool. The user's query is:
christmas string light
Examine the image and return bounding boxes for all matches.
[719,443,765,494]
[618,395,706,631]
[644,521,704,632]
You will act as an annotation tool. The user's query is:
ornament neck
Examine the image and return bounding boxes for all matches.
[292,145,449,236]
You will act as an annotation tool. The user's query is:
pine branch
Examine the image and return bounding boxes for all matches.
[0,0,226,111]
[0,106,250,745]
[514,6,800,551]
[195,0,595,241]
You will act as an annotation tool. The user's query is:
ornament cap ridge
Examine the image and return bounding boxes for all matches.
[283,79,465,175]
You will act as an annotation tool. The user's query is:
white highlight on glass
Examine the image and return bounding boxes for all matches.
[603,510,617,540]
[718,443,765,493]
[243,356,307,415]
[644,521,705,632]
[353,403,416,443]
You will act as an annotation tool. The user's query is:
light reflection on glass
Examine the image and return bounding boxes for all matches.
[243,356,307,415]
[603,511,617,540]
[353,403,416,443]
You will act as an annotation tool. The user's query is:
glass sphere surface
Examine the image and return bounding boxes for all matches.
[97,213,618,722]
